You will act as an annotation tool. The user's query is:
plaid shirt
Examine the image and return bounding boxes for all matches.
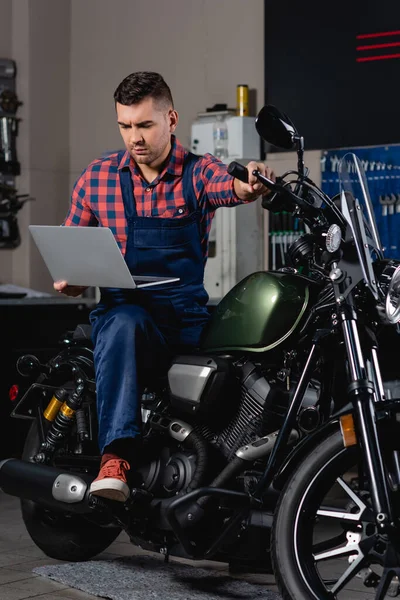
[64,136,252,258]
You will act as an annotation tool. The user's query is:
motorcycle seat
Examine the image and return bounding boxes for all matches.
[70,324,204,354]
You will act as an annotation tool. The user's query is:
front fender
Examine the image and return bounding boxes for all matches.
[273,403,353,491]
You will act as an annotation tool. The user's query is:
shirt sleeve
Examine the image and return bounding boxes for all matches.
[63,169,98,226]
[195,153,256,209]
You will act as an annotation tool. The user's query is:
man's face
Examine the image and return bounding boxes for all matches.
[116,97,178,167]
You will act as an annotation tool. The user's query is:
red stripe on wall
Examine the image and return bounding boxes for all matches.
[357,41,400,51]
[357,30,400,39]
[356,52,400,62]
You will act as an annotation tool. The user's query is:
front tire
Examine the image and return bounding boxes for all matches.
[272,429,388,599]
[20,420,122,562]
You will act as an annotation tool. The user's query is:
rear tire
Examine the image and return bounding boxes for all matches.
[20,420,121,561]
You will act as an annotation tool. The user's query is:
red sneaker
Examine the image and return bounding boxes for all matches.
[89,455,130,502]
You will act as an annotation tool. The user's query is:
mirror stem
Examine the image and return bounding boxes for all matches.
[294,135,305,178]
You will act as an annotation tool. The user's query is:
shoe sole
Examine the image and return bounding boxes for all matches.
[89,479,130,503]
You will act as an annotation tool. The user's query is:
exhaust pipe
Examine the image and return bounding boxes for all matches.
[0,458,97,514]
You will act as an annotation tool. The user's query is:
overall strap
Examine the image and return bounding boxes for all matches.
[182,152,201,214]
[117,150,137,218]
[117,150,126,162]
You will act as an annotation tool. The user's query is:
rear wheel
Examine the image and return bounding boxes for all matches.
[21,420,121,561]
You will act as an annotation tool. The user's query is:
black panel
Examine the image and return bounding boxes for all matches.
[0,301,93,459]
[264,0,400,150]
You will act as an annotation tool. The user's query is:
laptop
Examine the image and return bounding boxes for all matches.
[29,225,180,289]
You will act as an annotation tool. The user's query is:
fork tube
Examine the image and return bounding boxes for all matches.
[341,316,393,525]
[342,319,366,380]
[371,347,386,402]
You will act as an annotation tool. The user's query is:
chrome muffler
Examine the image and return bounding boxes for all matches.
[0,458,97,514]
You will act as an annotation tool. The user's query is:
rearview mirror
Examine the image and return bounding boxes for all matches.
[255,105,298,150]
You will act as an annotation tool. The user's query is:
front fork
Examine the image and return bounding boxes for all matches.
[340,306,394,528]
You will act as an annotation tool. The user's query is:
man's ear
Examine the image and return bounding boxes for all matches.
[169,109,178,132]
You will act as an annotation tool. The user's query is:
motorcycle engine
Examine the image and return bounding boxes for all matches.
[136,444,197,498]
[167,356,302,460]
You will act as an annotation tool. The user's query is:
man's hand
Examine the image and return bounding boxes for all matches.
[54,280,88,297]
[233,161,275,202]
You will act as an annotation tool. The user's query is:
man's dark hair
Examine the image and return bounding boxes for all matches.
[114,72,174,108]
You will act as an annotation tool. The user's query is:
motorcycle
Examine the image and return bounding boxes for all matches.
[1,105,400,599]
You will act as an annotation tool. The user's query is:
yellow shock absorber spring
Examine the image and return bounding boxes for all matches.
[43,388,68,422]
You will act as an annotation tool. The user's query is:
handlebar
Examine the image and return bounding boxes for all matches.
[227,161,249,183]
[227,160,319,216]
[227,160,278,192]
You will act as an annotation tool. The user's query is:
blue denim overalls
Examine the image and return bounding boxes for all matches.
[90,151,210,453]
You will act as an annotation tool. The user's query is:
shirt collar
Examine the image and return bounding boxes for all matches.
[117,135,186,177]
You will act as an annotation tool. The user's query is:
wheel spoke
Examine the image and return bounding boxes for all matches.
[330,551,367,595]
[336,477,367,512]
[314,542,359,562]
[317,508,362,521]
[313,531,347,554]
[315,530,377,595]
[317,476,367,524]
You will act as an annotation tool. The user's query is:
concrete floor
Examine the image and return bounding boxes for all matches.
[0,491,280,600]
[0,490,387,599]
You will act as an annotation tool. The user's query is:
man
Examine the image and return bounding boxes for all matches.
[55,71,274,502]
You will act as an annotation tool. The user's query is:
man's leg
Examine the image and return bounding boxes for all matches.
[89,303,169,501]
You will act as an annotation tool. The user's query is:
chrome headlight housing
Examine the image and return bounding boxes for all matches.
[379,261,400,324]
[325,224,342,253]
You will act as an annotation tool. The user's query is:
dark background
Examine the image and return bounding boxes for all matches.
[0,301,93,459]
[264,0,400,150]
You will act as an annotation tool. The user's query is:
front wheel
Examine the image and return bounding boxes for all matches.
[272,429,400,600]
[20,420,122,562]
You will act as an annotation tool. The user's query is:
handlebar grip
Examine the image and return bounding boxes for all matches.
[227,161,248,183]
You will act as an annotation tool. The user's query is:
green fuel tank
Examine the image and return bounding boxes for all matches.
[201,271,311,353]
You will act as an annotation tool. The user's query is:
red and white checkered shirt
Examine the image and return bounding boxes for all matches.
[64,136,252,258]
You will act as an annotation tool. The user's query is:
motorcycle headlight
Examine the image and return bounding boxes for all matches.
[383,263,400,324]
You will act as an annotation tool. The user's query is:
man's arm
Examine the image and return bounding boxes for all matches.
[63,170,98,227]
[197,154,275,208]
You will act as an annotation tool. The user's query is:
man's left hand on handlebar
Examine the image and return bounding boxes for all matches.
[234,161,275,202]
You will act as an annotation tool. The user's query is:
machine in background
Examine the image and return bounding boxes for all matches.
[191,110,263,300]
[0,58,33,249]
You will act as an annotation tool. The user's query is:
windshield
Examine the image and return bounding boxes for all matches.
[338,153,383,300]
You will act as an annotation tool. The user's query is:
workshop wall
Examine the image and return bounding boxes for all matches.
[0,0,12,57]
[0,0,70,293]
[264,0,400,151]
[68,0,265,201]
[0,0,13,282]
[0,0,265,292]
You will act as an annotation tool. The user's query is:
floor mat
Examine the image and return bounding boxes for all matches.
[33,554,281,600]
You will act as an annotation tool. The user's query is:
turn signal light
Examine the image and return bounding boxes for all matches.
[340,413,357,447]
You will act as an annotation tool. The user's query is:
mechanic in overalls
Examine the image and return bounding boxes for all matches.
[55,72,273,501]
